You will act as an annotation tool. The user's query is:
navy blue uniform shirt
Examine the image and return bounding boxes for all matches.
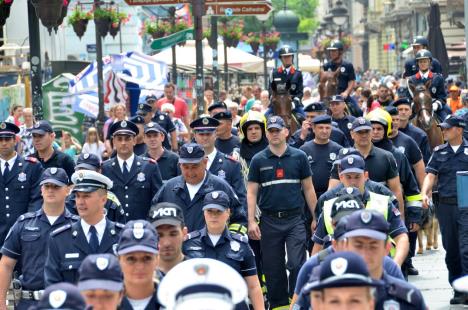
[399,123,432,164]
[120,284,161,310]
[269,66,304,101]
[290,126,348,148]
[145,149,181,183]
[215,135,240,155]
[409,71,447,103]
[33,149,75,181]
[331,115,355,147]
[323,61,356,94]
[151,111,176,150]
[248,146,312,211]
[183,227,257,277]
[390,131,423,166]
[376,272,426,309]
[403,57,442,78]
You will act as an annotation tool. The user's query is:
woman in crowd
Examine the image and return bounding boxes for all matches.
[82,127,107,160]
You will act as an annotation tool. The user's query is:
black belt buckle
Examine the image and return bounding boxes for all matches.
[277,211,286,218]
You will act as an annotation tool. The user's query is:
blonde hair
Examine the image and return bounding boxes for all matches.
[86,127,102,145]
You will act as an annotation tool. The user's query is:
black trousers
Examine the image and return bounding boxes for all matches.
[259,214,306,308]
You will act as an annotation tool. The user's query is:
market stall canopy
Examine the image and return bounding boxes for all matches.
[152,39,264,73]
[267,53,320,73]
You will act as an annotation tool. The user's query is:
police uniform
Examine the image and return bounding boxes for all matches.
[1,168,78,309]
[151,110,175,151]
[130,114,148,156]
[213,111,241,155]
[404,56,443,78]
[102,120,163,221]
[330,96,356,146]
[152,143,247,232]
[425,116,468,286]
[44,171,125,286]
[0,122,44,248]
[30,121,75,179]
[269,65,304,103]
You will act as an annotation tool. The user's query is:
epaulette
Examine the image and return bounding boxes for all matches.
[225,154,239,162]
[115,222,125,229]
[434,143,448,152]
[107,191,122,207]
[18,212,37,222]
[24,156,38,163]
[71,214,80,221]
[231,233,248,243]
[387,281,419,305]
[51,224,72,236]
[186,230,201,240]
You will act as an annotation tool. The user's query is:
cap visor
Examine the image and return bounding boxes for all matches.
[117,245,158,255]
[75,163,99,171]
[267,124,284,130]
[340,168,364,175]
[152,218,183,228]
[112,130,136,136]
[352,125,372,132]
[30,129,47,135]
[305,275,382,292]
[344,229,387,240]
[78,280,123,292]
[40,179,67,187]
[0,133,15,138]
[332,210,358,222]
[193,128,217,133]
[202,204,228,211]
[72,186,100,193]
[145,128,163,134]
[178,158,204,164]
[437,123,452,129]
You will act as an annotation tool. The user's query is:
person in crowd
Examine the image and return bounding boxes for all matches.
[448,85,463,113]
[105,103,128,156]
[156,83,190,129]
[226,100,241,127]
[82,127,107,160]
[161,103,189,146]
[61,131,82,158]
[18,108,35,157]
[5,104,23,126]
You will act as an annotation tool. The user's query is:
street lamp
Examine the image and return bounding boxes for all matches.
[331,0,348,39]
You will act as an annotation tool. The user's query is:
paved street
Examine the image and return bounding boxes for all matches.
[410,234,464,309]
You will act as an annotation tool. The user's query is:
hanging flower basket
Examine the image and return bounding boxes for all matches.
[109,22,120,38]
[243,32,261,55]
[72,19,88,39]
[141,18,171,39]
[109,9,129,38]
[93,7,114,37]
[68,6,93,39]
[220,21,243,48]
[262,31,280,52]
[203,30,217,49]
[34,0,64,34]
[0,1,13,27]
[54,0,69,33]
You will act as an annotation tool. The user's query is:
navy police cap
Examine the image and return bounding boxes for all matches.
[75,153,101,171]
[78,254,123,292]
[190,117,219,133]
[109,120,139,137]
[179,143,205,164]
[117,220,159,255]
[213,111,232,120]
[137,102,153,115]
[0,121,19,137]
[312,114,332,125]
[304,102,326,112]
[40,168,69,187]
[438,115,466,129]
[343,209,390,241]
[31,120,54,135]
[32,282,86,310]
[207,101,227,112]
[203,191,230,211]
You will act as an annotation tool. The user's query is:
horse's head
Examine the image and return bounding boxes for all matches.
[409,79,433,129]
[319,67,340,104]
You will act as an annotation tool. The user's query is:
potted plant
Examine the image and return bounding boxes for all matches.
[262,31,280,52]
[33,0,64,34]
[68,6,92,38]
[109,10,129,38]
[243,32,261,55]
[341,35,352,50]
[54,0,69,33]
[141,17,171,39]
[219,21,243,48]
[0,0,13,27]
[93,7,113,37]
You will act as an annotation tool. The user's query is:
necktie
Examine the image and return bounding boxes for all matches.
[89,226,99,253]
[123,161,129,175]
[3,162,9,179]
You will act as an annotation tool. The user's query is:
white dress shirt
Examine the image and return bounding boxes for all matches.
[81,218,107,244]
[117,154,135,173]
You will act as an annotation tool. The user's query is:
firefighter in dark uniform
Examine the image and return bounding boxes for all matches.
[408,49,451,121]
[65,153,126,224]
[403,35,443,78]
[329,95,356,146]
[247,116,317,309]
[44,170,125,285]
[183,191,264,309]
[267,45,305,120]
[190,116,247,209]
[0,168,78,310]
[421,115,468,305]
[102,120,163,221]
[0,121,43,249]
[322,40,362,116]
[289,102,348,148]
[152,143,247,233]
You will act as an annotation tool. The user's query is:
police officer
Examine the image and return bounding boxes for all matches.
[143,122,180,182]
[302,251,380,310]
[31,120,75,179]
[328,95,356,146]
[44,170,125,285]
[190,116,246,208]
[152,143,246,232]
[0,121,43,248]
[117,220,162,309]
[322,40,362,116]
[403,35,443,78]
[268,45,305,119]
[313,155,409,267]
[65,153,126,224]
[31,282,86,310]
[139,100,177,151]
[213,110,241,155]
[0,168,78,310]
[77,254,124,310]
[393,98,432,163]
[158,258,248,310]
[247,116,317,309]
[408,49,451,121]
[421,115,468,305]
[102,120,163,221]
[129,115,147,156]
[290,102,348,148]
[343,210,426,309]
[183,191,263,309]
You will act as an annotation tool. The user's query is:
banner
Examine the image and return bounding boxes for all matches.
[43,74,84,143]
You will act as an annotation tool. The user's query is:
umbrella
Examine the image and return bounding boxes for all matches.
[427,2,450,78]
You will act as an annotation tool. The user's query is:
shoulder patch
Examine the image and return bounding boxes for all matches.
[18,212,37,222]
[107,191,122,206]
[231,233,248,243]
[51,224,72,236]
[141,156,157,164]
[24,156,38,163]
[387,280,419,305]
[186,230,201,240]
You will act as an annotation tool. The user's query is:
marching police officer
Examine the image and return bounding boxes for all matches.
[268,45,305,119]
[403,35,443,78]
[44,170,125,285]
[190,116,246,208]
[102,120,163,221]
[0,121,43,249]
[213,110,241,155]
[183,191,264,309]
[129,115,147,156]
[139,100,177,151]
[152,143,246,232]
[117,220,161,309]
[65,152,126,224]
[329,95,356,146]
[0,168,78,310]
[421,115,468,305]
[143,122,180,182]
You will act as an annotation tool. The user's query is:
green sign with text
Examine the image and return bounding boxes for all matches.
[151,28,194,51]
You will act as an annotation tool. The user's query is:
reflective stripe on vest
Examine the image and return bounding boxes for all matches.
[323,198,338,236]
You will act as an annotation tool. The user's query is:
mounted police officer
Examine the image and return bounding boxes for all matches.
[403,35,443,78]
[44,170,125,286]
[408,49,451,121]
[268,45,305,121]
[0,168,78,310]
[322,40,362,116]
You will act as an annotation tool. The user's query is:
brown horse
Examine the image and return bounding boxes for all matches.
[409,79,443,254]
[318,67,340,105]
[270,90,299,137]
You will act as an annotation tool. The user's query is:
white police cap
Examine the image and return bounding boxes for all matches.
[71,170,113,192]
[158,258,247,310]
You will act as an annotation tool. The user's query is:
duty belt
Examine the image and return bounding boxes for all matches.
[21,290,44,301]
[438,197,457,205]
[262,208,302,219]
